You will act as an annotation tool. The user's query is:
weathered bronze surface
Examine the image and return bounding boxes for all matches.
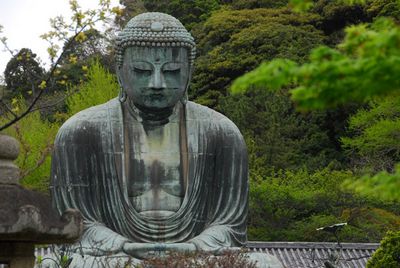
[50,12,282,267]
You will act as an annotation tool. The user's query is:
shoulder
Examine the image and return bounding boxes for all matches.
[55,98,120,144]
[186,101,243,138]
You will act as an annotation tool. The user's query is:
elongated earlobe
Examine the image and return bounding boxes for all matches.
[119,87,127,103]
[116,69,127,103]
[180,67,192,105]
[180,92,188,105]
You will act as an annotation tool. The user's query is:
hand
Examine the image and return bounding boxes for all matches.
[122,242,197,259]
[163,243,197,253]
[123,242,159,259]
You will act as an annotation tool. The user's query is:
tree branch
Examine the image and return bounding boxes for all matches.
[0,28,86,131]
[0,99,17,118]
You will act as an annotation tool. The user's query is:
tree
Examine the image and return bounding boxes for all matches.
[230,1,400,201]
[312,0,370,46]
[0,98,60,192]
[4,48,45,99]
[190,7,324,108]
[221,0,289,9]
[341,94,400,171]
[61,29,112,65]
[115,0,146,28]
[66,60,119,116]
[0,0,122,131]
[118,0,220,30]
[231,17,400,109]
[220,88,342,176]
[54,28,115,91]
[367,231,400,267]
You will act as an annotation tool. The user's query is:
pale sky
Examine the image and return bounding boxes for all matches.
[0,0,120,80]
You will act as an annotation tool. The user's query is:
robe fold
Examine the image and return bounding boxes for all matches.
[50,98,248,254]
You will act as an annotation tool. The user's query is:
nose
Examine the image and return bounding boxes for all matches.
[149,67,166,90]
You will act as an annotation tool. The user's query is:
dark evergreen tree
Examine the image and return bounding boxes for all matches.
[4,48,45,99]
[55,29,114,91]
[190,8,324,108]
[220,88,342,175]
[118,0,220,30]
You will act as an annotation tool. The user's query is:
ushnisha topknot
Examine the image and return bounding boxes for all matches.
[115,12,196,69]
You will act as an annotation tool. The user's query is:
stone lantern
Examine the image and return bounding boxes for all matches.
[0,134,82,268]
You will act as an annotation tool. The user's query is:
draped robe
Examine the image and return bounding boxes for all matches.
[50,98,249,256]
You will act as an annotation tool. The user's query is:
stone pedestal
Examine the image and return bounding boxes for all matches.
[0,242,35,268]
[0,134,83,268]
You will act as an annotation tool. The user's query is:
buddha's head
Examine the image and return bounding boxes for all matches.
[116,13,196,111]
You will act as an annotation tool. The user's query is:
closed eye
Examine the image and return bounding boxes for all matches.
[130,61,153,75]
[133,67,152,74]
[163,63,181,73]
[163,68,180,74]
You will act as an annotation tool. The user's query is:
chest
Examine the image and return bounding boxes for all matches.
[125,119,185,200]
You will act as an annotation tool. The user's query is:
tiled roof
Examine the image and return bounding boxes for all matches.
[247,241,379,268]
[0,242,380,268]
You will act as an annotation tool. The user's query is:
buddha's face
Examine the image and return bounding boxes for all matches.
[118,46,190,110]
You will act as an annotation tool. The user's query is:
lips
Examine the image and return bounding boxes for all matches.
[148,93,164,99]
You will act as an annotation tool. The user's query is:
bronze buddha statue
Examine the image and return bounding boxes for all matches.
[50,12,282,268]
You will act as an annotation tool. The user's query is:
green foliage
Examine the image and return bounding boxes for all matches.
[130,0,220,30]
[229,59,297,93]
[313,0,369,45]
[344,165,400,201]
[288,0,368,12]
[340,93,400,201]
[366,0,400,21]
[227,0,400,234]
[341,94,400,171]
[232,18,400,109]
[0,100,59,192]
[220,88,342,175]
[61,29,110,64]
[346,207,400,238]
[191,8,324,107]
[222,0,289,10]
[4,48,45,99]
[248,168,400,242]
[66,60,118,116]
[368,231,400,267]
[249,168,351,240]
[54,29,115,91]
[289,0,315,12]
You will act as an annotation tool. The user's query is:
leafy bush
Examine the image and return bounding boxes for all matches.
[66,60,118,116]
[0,101,59,192]
[368,231,400,267]
[344,165,400,202]
[248,168,400,242]
[141,250,257,268]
